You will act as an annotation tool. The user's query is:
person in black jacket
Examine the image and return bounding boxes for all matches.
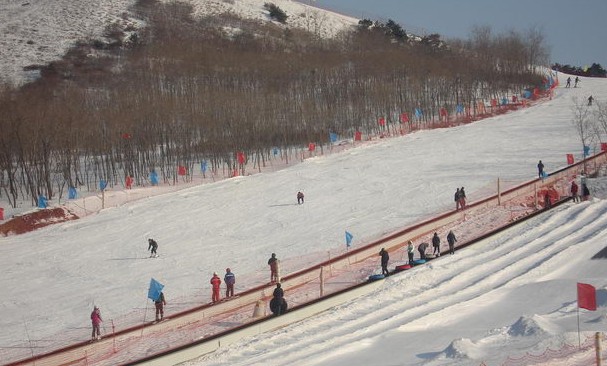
[270,296,288,316]
[379,248,389,276]
[432,232,441,257]
[270,283,287,316]
[273,283,284,299]
[537,160,544,179]
[447,230,457,255]
[148,238,158,258]
[418,242,429,260]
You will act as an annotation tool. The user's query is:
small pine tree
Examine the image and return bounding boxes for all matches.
[263,3,288,24]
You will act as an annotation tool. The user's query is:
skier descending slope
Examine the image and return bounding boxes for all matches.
[148,238,159,258]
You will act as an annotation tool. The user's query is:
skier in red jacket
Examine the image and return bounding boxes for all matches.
[571,180,579,202]
[90,306,102,341]
[210,272,221,303]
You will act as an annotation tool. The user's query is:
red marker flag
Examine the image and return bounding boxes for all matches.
[577,283,597,311]
[566,154,574,165]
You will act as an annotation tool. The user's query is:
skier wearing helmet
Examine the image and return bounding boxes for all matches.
[224,268,235,298]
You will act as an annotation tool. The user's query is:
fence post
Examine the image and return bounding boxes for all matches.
[320,266,324,297]
[596,332,602,366]
[497,178,501,206]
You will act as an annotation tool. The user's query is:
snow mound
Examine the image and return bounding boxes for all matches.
[441,338,483,359]
[507,315,558,337]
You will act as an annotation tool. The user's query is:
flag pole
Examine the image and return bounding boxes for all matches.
[577,303,581,348]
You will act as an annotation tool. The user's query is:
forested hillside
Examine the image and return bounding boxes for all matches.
[0,0,549,207]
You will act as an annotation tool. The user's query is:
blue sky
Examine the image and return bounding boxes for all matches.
[313,0,606,68]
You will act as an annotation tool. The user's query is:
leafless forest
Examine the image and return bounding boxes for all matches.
[0,0,549,208]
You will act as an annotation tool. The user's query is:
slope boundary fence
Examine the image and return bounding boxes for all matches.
[3,151,605,366]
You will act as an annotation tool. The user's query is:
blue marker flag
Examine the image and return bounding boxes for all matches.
[68,186,77,199]
[99,179,107,191]
[456,104,464,114]
[583,145,590,157]
[148,278,164,302]
[150,171,159,186]
[345,231,353,247]
[329,132,338,143]
[38,195,48,209]
[201,160,208,173]
[415,108,423,119]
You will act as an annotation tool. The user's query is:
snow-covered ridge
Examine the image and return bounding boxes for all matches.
[0,0,358,86]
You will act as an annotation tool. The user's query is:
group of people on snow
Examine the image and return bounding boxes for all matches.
[570,174,591,203]
[454,187,466,210]
[210,268,237,303]
[565,76,580,88]
[380,230,458,276]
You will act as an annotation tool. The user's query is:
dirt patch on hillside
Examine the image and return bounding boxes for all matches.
[0,207,79,236]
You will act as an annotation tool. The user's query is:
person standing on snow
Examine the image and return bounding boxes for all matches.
[574,76,580,88]
[588,95,594,106]
[418,242,429,260]
[210,272,221,303]
[407,240,415,264]
[454,188,461,210]
[447,230,457,255]
[297,191,304,204]
[90,306,103,341]
[273,282,284,299]
[582,183,591,201]
[155,291,166,321]
[379,248,390,276]
[537,160,545,179]
[432,232,441,257]
[224,268,235,298]
[571,180,579,202]
[148,238,158,258]
[270,286,288,316]
[566,77,571,88]
[458,187,467,209]
[268,253,279,283]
